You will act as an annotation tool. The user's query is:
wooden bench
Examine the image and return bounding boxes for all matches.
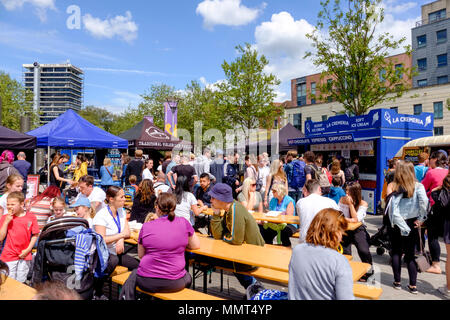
[108,266,129,299]
[352,283,383,300]
[111,271,224,300]
[191,262,381,300]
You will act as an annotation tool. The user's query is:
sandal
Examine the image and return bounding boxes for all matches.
[359,270,374,282]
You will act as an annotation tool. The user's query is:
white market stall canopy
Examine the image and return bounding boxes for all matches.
[394,135,450,157]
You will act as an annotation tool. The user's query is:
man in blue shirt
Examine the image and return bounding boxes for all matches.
[414,152,429,182]
[13,151,31,195]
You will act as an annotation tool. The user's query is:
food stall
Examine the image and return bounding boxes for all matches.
[288,108,434,214]
[394,135,450,163]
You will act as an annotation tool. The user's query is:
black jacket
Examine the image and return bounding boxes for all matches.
[125,158,145,185]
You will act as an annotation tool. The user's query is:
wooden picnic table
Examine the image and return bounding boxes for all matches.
[0,276,37,300]
[185,234,369,281]
[202,207,361,231]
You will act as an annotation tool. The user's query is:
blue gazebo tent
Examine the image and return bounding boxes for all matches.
[27,109,128,149]
[288,108,434,213]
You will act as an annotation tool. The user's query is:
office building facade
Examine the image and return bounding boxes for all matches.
[23,62,84,125]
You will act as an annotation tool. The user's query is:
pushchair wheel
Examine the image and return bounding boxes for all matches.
[376,247,385,256]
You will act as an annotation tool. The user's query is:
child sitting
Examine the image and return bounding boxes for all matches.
[69,197,95,228]
[46,197,75,223]
[0,192,39,282]
[327,177,346,204]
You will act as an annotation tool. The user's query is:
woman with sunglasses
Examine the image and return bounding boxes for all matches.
[288,208,353,300]
[338,182,373,281]
[237,178,263,213]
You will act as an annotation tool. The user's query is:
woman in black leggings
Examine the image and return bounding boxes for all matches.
[386,161,428,294]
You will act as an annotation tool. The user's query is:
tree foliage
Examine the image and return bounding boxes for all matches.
[0,71,37,131]
[305,0,413,115]
[216,43,281,132]
[78,105,119,133]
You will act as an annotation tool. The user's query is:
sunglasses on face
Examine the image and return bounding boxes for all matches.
[251,184,257,187]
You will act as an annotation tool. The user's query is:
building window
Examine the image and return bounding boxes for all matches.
[322,115,328,122]
[429,9,446,23]
[311,99,316,105]
[293,113,302,131]
[437,29,447,43]
[413,104,422,115]
[390,107,398,113]
[437,54,447,67]
[395,64,403,79]
[434,102,443,119]
[437,75,448,84]
[417,58,427,71]
[274,119,278,128]
[311,82,316,95]
[417,34,427,48]
[297,82,307,106]
[379,69,386,82]
[327,96,333,103]
[434,127,444,136]
[306,117,312,122]
[326,79,333,90]
[417,79,427,87]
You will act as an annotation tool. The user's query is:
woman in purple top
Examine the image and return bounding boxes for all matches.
[137,192,200,293]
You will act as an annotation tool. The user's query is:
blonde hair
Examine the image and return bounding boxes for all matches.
[135,150,143,157]
[271,183,287,198]
[330,159,341,175]
[392,160,416,198]
[305,208,348,251]
[103,158,111,166]
[269,159,287,182]
[144,212,157,223]
[5,174,24,192]
[241,177,256,202]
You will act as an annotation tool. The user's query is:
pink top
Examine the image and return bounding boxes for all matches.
[421,167,449,205]
[137,215,194,280]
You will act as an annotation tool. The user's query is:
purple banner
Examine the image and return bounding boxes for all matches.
[164,101,178,137]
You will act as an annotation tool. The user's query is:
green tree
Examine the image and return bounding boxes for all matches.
[215,43,281,132]
[0,71,37,130]
[78,105,118,133]
[305,0,413,115]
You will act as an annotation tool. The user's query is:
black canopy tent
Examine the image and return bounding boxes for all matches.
[119,117,192,152]
[247,123,305,155]
[0,125,37,149]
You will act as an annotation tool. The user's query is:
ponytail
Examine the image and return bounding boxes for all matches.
[156,193,177,222]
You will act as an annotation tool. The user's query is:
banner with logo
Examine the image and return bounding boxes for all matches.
[164,102,178,137]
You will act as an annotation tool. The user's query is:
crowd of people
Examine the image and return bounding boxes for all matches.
[0,147,449,300]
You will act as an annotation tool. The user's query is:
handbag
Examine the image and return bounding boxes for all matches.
[415,227,432,273]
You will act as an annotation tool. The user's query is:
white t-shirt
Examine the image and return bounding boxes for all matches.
[93,206,126,255]
[0,192,9,215]
[296,193,340,243]
[338,203,368,222]
[142,168,154,181]
[174,192,197,225]
[153,182,170,197]
[258,166,270,190]
[157,165,162,172]
[75,187,106,212]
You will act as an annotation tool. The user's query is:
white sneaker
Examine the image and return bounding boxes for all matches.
[437,286,450,299]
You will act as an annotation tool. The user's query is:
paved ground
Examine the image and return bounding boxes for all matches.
[115,214,448,300]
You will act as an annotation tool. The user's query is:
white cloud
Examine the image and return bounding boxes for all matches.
[252,12,318,101]
[111,90,142,107]
[0,0,56,22]
[382,0,417,14]
[196,0,266,30]
[198,76,226,92]
[82,11,138,43]
[83,66,194,78]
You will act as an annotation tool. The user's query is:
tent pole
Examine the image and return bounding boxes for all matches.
[47,146,50,187]
[33,149,37,174]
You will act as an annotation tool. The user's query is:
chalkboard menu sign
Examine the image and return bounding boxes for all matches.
[402,147,430,164]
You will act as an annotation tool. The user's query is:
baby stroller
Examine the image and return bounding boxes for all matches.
[31,217,108,300]
[369,222,392,256]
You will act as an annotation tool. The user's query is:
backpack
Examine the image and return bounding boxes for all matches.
[345,164,357,182]
[311,165,331,188]
[124,185,137,202]
[289,160,306,190]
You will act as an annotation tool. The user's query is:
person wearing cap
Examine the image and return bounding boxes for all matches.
[70,197,94,228]
[206,183,264,290]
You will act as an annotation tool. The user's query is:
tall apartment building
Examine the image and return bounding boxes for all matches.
[412,0,450,87]
[23,62,84,125]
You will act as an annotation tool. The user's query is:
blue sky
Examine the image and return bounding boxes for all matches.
[0,0,429,114]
